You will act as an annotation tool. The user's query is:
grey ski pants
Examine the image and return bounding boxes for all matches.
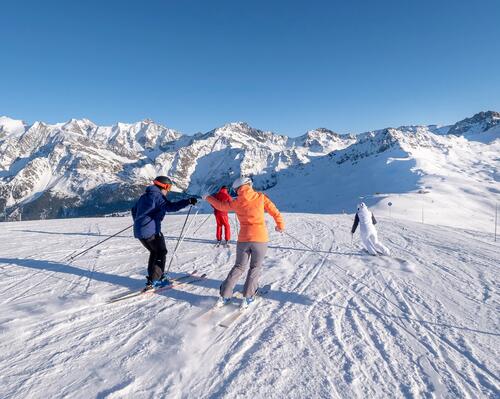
[220,242,268,298]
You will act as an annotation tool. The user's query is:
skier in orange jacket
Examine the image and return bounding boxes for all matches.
[205,177,285,308]
[212,186,232,246]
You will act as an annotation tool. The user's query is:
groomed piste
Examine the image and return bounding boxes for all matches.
[0,213,498,398]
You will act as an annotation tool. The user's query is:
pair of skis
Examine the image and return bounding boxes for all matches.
[107,270,206,304]
[194,284,271,328]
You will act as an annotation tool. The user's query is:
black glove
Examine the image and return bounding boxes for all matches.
[188,197,198,205]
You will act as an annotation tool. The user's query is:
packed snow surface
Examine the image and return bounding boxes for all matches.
[0,213,498,398]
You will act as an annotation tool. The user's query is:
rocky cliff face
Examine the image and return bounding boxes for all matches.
[0,112,498,221]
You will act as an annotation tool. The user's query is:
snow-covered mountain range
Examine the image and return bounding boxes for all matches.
[0,111,499,230]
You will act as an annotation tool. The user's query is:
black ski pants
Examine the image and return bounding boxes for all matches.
[139,233,168,281]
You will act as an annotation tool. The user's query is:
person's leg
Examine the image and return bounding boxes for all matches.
[220,242,251,297]
[146,234,167,280]
[139,237,156,280]
[154,233,168,275]
[221,214,231,241]
[374,239,391,256]
[215,214,223,241]
[243,242,268,297]
[362,234,378,256]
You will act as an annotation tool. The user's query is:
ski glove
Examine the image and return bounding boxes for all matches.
[275,226,284,233]
[188,198,198,205]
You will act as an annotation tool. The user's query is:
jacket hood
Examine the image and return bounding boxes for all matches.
[237,184,259,200]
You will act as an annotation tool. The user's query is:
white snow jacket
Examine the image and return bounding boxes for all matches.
[351,203,377,235]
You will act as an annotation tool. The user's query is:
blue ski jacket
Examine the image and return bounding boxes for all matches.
[131,185,191,239]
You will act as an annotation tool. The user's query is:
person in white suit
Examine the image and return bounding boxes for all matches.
[351,202,390,256]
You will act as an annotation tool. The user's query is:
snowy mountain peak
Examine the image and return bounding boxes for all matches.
[295,128,355,154]
[0,111,499,222]
[447,111,500,136]
[0,116,27,138]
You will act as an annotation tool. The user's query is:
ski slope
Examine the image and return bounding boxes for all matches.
[0,213,498,398]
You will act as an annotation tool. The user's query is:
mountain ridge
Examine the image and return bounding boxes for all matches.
[0,111,498,229]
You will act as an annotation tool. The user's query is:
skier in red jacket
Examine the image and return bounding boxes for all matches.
[212,186,232,246]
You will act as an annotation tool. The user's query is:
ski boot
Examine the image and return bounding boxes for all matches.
[215,240,222,248]
[224,240,230,248]
[143,276,154,292]
[216,296,231,308]
[240,296,255,310]
[154,274,172,288]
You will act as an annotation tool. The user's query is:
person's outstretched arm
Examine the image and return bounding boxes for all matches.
[206,196,235,212]
[163,198,192,213]
[263,195,285,231]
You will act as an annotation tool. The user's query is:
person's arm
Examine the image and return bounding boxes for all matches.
[372,213,377,225]
[351,214,359,234]
[163,198,191,213]
[206,195,235,212]
[263,195,285,231]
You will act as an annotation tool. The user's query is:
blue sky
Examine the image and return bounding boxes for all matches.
[1,0,499,136]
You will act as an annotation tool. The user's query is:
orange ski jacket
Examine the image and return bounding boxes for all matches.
[206,185,284,243]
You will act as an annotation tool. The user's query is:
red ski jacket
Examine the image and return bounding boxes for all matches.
[212,187,232,215]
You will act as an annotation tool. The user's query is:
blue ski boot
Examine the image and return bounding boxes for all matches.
[216,296,231,308]
[240,296,255,309]
[154,274,172,288]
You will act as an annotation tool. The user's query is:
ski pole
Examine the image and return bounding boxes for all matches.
[283,231,330,262]
[171,207,200,259]
[283,231,316,253]
[66,224,132,262]
[192,213,212,236]
[165,205,193,275]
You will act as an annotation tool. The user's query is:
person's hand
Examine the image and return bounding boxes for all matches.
[188,197,198,205]
[275,226,284,233]
[202,194,209,200]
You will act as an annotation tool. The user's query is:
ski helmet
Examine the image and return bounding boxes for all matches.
[153,176,174,190]
[232,176,252,192]
[357,202,366,211]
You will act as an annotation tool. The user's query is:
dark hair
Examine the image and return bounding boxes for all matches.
[220,186,227,190]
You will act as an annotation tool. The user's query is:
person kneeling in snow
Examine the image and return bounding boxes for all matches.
[351,202,390,256]
[131,176,197,290]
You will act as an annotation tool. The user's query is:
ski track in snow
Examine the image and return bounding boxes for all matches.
[0,214,498,399]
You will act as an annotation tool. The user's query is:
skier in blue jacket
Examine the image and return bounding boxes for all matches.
[132,176,197,290]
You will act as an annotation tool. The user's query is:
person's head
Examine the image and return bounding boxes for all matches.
[231,177,252,195]
[153,176,173,195]
[357,202,367,212]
